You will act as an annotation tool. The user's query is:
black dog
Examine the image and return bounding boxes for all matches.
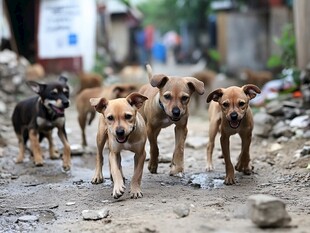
[11,76,71,170]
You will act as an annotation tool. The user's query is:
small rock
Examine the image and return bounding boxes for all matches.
[247,194,291,228]
[18,215,39,222]
[268,143,282,153]
[253,112,275,137]
[290,115,309,128]
[82,208,109,220]
[66,202,76,206]
[173,204,190,218]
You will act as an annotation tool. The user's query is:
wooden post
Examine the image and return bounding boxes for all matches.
[293,0,310,69]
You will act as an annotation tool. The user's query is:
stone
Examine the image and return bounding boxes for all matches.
[247,194,291,228]
[173,204,190,218]
[290,115,309,128]
[271,121,293,138]
[18,215,39,222]
[82,208,109,220]
[253,112,275,137]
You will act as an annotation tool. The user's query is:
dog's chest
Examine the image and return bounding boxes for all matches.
[36,116,65,130]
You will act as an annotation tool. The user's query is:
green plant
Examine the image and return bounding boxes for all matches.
[267,24,296,69]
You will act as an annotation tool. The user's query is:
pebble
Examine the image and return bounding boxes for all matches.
[82,208,109,220]
[173,204,190,218]
[18,215,39,222]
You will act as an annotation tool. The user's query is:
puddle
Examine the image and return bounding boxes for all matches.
[186,173,224,189]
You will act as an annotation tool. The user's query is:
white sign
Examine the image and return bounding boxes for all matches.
[38,0,82,58]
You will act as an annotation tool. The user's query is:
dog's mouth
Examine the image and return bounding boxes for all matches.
[50,105,65,115]
[169,116,181,122]
[228,119,241,129]
[116,135,128,144]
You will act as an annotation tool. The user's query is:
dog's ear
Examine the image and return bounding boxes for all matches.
[26,81,46,94]
[242,84,261,100]
[90,97,108,113]
[126,92,148,110]
[146,64,153,81]
[59,76,68,83]
[150,74,169,89]
[112,85,126,98]
[206,88,223,103]
[185,77,205,95]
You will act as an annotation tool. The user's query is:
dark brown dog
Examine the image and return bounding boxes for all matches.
[139,65,205,176]
[76,84,139,147]
[11,76,71,170]
[206,85,261,185]
[241,69,273,88]
[90,92,148,199]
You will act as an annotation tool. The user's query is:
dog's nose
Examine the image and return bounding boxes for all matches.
[62,100,69,108]
[230,112,238,121]
[172,107,180,117]
[116,128,125,137]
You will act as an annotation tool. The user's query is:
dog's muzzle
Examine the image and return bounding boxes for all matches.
[170,107,181,121]
[228,112,241,129]
[115,127,128,143]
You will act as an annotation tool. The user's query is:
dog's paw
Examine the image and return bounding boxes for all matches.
[235,163,253,175]
[62,165,71,171]
[50,151,60,160]
[130,188,143,199]
[206,163,214,172]
[15,157,23,163]
[169,165,184,177]
[34,160,44,167]
[91,175,104,184]
[224,175,236,185]
[148,164,158,174]
[112,183,126,199]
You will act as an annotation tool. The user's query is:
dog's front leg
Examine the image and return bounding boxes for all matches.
[170,122,188,176]
[206,118,220,171]
[147,125,161,173]
[46,131,60,160]
[110,151,125,199]
[57,126,71,171]
[15,134,26,163]
[92,126,107,184]
[220,134,235,185]
[29,129,43,166]
[131,149,146,199]
[235,130,253,175]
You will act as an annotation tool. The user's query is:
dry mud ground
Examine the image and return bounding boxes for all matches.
[1,65,310,233]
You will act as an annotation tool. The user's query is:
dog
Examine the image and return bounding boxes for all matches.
[76,84,139,147]
[191,69,217,110]
[139,65,205,176]
[77,72,103,94]
[11,76,71,170]
[206,84,261,185]
[90,92,148,199]
[241,69,273,88]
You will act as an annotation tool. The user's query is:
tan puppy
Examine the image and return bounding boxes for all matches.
[241,69,273,88]
[90,92,148,199]
[76,84,138,147]
[139,65,205,176]
[77,72,103,94]
[206,85,261,185]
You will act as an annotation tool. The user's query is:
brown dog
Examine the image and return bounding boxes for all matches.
[76,84,138,147]
[90,92,148,199]
[206,85,261,185]
[139,65,205,176]
[77,72,103,94]
[241,69,273,88]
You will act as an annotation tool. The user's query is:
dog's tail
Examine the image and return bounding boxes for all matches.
[146,64,153,81]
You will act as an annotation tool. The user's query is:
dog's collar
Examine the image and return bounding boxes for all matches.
[158,99,165,112]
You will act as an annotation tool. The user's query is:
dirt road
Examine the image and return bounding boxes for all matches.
[0,63,309,233]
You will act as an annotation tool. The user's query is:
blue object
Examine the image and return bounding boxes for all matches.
[68,33,78,45]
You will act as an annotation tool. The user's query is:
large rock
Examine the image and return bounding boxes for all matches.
[247,194,291,228]
[82,208,109,220]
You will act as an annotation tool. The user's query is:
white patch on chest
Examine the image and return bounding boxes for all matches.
[36,116,65,129]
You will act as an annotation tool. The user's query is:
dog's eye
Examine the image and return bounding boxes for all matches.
[223,102,229,108]
[125,114,132,120]
[164,94,171,100]
[181,96,189,102]
[107,115,114,121]
[239,102,245,107]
